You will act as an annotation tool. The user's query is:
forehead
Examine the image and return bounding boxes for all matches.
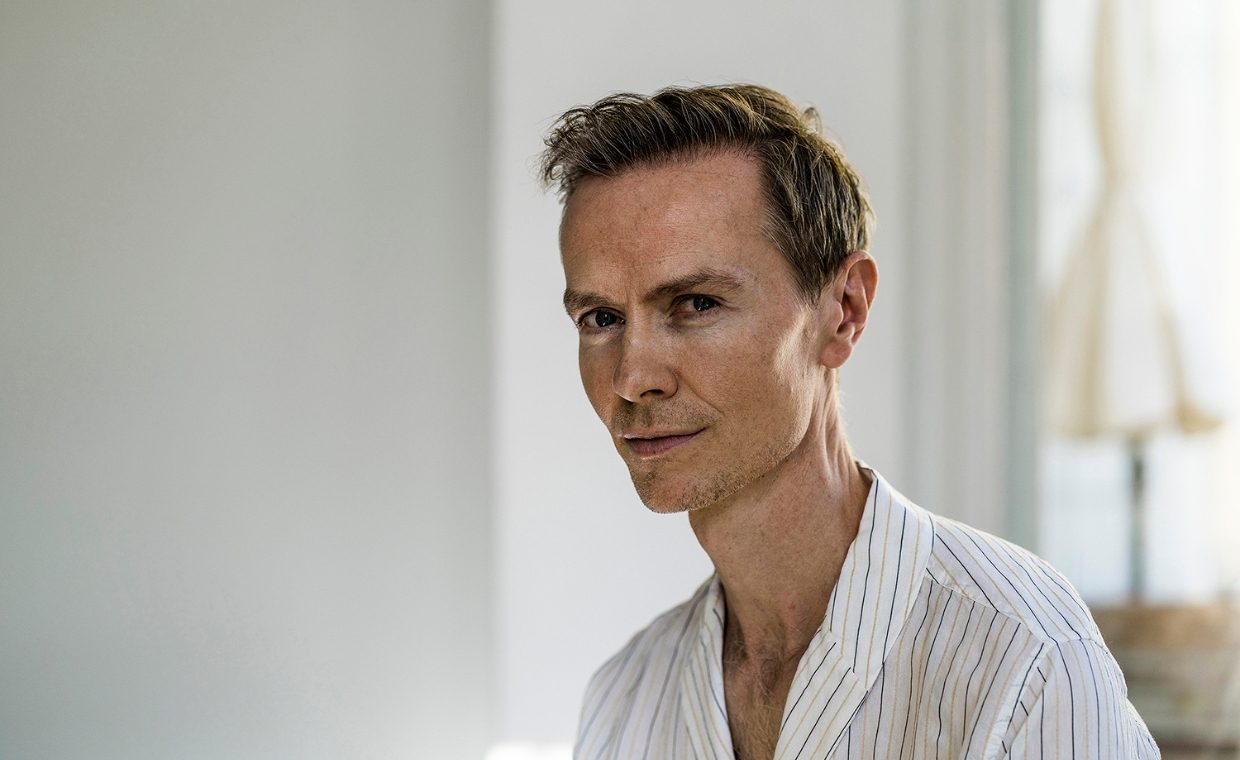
[559,150,777,290]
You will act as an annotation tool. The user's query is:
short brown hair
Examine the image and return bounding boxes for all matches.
[540,83,873,303]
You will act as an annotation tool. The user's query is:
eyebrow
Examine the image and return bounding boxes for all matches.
[562,267,748,315]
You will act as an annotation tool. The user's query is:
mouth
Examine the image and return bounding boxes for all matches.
[622,430,704,458]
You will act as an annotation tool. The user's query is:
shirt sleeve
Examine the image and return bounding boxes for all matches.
[995,639,1160,759]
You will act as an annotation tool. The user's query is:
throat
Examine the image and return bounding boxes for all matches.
[719,589,821,759]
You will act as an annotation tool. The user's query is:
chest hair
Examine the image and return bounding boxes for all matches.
[724,645,798,760]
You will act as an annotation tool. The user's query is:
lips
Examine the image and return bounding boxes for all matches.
[623,430,703,457]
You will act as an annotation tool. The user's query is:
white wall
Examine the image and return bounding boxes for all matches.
[901,2,1027,540]
[1,1,1032,755]
[493,0,911,743]
[0,2,492,758]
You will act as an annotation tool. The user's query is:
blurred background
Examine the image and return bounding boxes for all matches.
[1,1,1236,758]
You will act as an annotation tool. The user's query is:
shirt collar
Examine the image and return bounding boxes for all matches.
[820,463,936,683]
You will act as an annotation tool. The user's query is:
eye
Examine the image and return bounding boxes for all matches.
[689,295,719,312]
[673,295,721,317]
[578,309,623,330]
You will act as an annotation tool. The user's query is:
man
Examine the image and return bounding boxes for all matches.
[542,84,1157,759]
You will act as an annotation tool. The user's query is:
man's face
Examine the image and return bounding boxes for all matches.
[559,150,833,514]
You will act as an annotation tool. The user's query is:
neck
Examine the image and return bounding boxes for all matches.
[688,403,872,662]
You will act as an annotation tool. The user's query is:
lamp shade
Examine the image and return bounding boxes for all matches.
[1046,0,1221,439]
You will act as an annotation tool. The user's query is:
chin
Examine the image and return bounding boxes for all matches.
[631,479,688,513]
[630,470,737,515]
[628,470,691,514]
[638,493,692,514]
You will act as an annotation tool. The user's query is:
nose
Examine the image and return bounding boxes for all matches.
[612,327,678,402]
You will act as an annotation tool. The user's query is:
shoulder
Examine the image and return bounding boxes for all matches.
[993,638,1160,758]
[924,513,1101,645]
[914,516,1158,756]
[576,578,709,739]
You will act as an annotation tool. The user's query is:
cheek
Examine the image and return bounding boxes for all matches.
[727,319,807,387]
[714,321,816,423]
[578,346,613,419]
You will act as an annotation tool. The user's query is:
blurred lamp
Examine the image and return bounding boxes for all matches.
[1046,0,1222,601]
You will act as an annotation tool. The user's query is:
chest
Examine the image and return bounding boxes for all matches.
[724,659,799,760]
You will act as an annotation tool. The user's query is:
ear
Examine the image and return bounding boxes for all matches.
[819,250,878,369]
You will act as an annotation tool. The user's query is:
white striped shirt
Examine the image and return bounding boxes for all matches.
[575,467,1159,759]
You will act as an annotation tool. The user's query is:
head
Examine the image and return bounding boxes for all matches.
[542,84,877,514]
